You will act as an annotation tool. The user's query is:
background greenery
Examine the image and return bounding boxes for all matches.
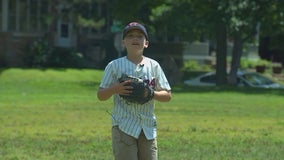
[0,68,283,160]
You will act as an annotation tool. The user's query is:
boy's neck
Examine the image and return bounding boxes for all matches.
[127,55,144,65]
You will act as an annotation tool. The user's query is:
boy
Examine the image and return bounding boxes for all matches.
[97,22,171,160]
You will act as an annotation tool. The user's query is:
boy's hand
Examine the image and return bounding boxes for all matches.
[118,74,155,104]
[114,80,133,95]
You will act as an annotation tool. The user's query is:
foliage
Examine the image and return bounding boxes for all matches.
[46,47,85,68]
[259,1,284,36]
[77,16,105,29]
[111,0,159,24]
[271,62,282,67]
[240,58,273,68]
[239,58,257,69]
[182,60,200,71]
[26,39,85,68]
[109,0,284,46]
[255,59,271,67]
[182,60,211,71]
[45,0,109,33]
[26,0,284,84]
[25,38,54,67]
[150,4,172,20]
[0,69,283,159]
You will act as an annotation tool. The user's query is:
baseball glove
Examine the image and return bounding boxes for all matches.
[118,74,154,104]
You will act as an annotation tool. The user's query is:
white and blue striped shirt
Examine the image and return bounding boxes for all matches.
[99,56,171,140]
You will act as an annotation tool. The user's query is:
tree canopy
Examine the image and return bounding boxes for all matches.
[111,0,284,85]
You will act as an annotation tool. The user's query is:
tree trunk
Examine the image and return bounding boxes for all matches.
[215,21,227,86]
[228,31,243,85]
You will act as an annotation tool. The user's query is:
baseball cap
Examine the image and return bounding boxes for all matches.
[123,22,149,40]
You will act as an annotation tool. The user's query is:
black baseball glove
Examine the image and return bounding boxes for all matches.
[118,74,154,104]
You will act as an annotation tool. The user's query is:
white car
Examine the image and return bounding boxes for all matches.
[184,70,284,89]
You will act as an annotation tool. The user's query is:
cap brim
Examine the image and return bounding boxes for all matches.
[123,27,148,40]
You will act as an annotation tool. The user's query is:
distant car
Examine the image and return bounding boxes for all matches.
[184,70,284,89]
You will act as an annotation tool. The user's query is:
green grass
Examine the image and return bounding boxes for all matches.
[0,68,283,160]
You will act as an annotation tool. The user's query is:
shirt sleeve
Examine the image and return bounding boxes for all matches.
[155,63,171,91]
[99,62,116,88]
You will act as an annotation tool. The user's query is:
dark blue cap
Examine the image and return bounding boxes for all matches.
[123,22,148,40]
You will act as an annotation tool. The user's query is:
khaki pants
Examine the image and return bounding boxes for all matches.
[112,126,158,160]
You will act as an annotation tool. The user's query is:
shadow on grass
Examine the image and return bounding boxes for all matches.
[172,84,284,96]
[0,67,69,76]
[78,81,101,90]
[0,67,12,75]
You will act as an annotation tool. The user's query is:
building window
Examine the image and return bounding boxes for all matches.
[0,0,2,28]
[60,23,69,38]
[7,0,49,33]
[8,0,16,31]
[19,0,28,31]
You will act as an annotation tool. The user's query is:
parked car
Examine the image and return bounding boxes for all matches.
[184,70,284,89]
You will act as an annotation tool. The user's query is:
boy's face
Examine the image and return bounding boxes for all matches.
[122,29,149,53]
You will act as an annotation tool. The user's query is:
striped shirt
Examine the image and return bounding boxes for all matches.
[99,56,171,140]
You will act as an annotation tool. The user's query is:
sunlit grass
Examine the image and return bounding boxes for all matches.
[0,68,283,160]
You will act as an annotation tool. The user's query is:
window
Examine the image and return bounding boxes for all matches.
[242,73,274,85]
[200,75,216,83]
[7,0,49,32]
[0,1,2,28]
[8,0,16,31]
[60,23,69,38]
[19,0,28,31]
[29,0,48,32]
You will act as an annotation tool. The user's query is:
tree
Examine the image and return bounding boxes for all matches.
[111,0,163,25]
[110,0,284,86]
[187,0,283,85]
[258,1,284,64]
[112,0,229,84]
[226,0,274,85]
[189,1,230,85]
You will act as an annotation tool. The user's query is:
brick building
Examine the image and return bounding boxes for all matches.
[0,0,113,67]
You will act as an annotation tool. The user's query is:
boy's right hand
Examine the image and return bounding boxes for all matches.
[114,80,133,96]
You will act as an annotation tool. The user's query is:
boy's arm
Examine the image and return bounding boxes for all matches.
[97,81,133,101]
[153,90,171,102]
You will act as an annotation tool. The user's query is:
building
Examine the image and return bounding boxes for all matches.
[0,0,113,68]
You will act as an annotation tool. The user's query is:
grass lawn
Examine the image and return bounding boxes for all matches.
[0,68,283,160]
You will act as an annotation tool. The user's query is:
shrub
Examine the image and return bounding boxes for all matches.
[182,60,212,71]
[240,58,272,69]
[240,58,258,69]
[46,47,85,68]
[255,59,271,67]
[25,38,53,67]
[25,38,85,68]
